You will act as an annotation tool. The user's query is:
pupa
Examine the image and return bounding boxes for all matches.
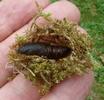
[17,42,72,59]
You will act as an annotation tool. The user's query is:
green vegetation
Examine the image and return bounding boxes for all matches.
[51,0,104,100]
[9,12,92,95]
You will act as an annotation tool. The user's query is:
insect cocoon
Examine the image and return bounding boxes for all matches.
[8,12,93,95]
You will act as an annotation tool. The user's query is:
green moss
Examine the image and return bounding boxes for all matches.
[8,12,93,95]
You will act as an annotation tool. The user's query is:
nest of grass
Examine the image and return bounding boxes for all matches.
[8,12,93,95]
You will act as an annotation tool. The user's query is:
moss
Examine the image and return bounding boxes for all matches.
[8,12,93,95]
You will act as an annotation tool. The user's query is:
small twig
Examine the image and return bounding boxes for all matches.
[21,64,36,77]
[40,72,51,85]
